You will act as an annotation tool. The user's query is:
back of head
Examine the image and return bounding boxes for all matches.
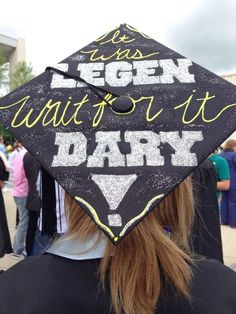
[223,139,236,151]
[65,177,193,314]
[13,142,19,150]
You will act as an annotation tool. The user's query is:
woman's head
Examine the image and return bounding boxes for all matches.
[223,139,236,151]
[65,177,194,314]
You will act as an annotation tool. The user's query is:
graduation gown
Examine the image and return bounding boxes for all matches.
[192,159,224,262]
[0,152,12,257]
[0,254,235,314]
[220,150,236,227]
[0,188,12,257]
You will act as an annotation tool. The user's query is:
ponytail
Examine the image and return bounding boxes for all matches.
[65,177,194,314]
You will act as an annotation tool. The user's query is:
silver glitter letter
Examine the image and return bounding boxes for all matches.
[51,132,87,167]
[133,60,160,85]
[92,174,137,227]
[105,61,132,87]
[77,62,105,87]
[159,59,195,83]
[87,131,125,167]
[125,131,164,166]
[160,131,203,166]
[50,63,77,89]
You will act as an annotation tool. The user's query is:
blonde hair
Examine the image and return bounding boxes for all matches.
[65,177,194,314]
[223,139,236,151]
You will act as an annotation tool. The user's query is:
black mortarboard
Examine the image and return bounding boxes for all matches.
[0,24,236,244]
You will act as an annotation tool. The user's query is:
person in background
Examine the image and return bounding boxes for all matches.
[0,136,7,158]
[0,151,12,258]
[209,149,230,199]
[31,168,67,256]
[12,144,29,258]
[23,152,41,256]
[8,142,20,170]
[6,144,13,155]
[9,142,21,228]
[220,139,236,228]
[192,159,224,263]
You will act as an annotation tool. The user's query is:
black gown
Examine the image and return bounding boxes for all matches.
[0,254,235,314]
[23,152,40,256]
[0,188,12,257]
[192,159,224,263]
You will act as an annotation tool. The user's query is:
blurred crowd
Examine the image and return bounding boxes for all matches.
[0,136,66,259]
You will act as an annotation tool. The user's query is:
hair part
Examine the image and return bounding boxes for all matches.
[65,177,194,314]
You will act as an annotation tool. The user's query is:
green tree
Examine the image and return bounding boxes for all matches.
[10,61,35,91]
[0,54,9,95]
[0,60,35,143]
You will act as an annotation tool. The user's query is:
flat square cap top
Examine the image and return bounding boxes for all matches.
[0,24,236,243]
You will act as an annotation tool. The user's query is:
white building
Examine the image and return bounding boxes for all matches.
[0,33,26,78]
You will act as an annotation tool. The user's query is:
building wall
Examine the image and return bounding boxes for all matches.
[222,73,236,85]
[0,34,26,78]
[8,38,26,78]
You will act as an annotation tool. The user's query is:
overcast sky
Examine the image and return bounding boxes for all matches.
[1,0,236,75]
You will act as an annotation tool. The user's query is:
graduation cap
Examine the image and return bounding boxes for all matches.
[1,24,236,244]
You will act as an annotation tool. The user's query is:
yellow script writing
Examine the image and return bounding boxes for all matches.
[80,48,159,62]
[174,90,236,124]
